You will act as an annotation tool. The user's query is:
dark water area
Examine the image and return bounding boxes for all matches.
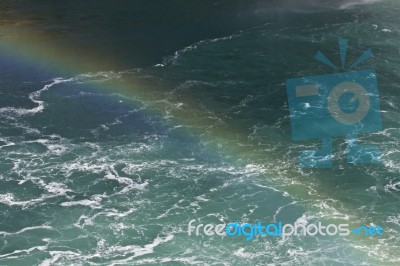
[1,0,270,68]
[0,0,374,69]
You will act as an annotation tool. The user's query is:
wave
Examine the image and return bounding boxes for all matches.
[336,0,382,9]
[0,225,54,236]
[158,33,243,66]
[37,234,175,265]
[0,78,71,116]
[0,70,126,117]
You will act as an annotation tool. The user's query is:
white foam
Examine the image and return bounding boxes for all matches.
[0,69,128,118]
[0,225,53,236]
[160,33,242,66]
[0,245,48,259]
[73,71,121,83]
[26,138,69,155]
[0,193,45,208]
[105,169,148,194]
[384,181,400,192]
[0,78,72,116]
[101,234,174,260]
[387,214,400,225]
[60,194,106,209]
[43,182,72,196]
[38,251,80,266]
[0,137,15,148]
[339,0,381,9]
[38,234,178,266]
[233,248,265,259]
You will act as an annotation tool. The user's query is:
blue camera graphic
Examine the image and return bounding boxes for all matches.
[286,39,382,168]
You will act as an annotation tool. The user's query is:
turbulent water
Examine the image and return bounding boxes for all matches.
[0,0,399,265]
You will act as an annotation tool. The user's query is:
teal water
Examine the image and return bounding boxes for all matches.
[0,0,399,265]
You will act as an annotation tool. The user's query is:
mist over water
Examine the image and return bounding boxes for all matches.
[276,0,381,8]
[252,0,382,12]
[0,0,399,265]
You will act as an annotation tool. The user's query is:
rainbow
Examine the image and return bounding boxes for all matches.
[0,27,391,262]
